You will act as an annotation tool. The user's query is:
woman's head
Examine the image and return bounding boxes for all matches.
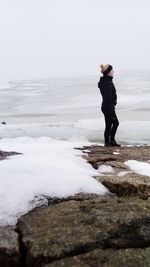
[100,64,114,77]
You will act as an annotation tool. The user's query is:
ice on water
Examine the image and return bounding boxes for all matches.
[0,72,150,143]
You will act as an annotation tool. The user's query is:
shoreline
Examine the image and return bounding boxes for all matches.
[0,145,150,266]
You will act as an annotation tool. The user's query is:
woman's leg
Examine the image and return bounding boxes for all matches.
[110,113,119,142]
[102,107,112,144]
[104,116,112,144]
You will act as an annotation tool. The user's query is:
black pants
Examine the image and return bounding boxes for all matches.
[101,105,119,144]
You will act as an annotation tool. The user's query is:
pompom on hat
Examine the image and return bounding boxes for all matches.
[100,64,113,75]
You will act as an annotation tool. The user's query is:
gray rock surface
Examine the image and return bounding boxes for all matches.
[17,196,150,266]
[78,145,150,162]
[95,172,150,198]
[80,145,150,198]
[0,226,20,267]
[44,248,150,267]
[46,192,101,205]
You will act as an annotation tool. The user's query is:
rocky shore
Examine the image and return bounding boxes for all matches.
[0,146,150,267]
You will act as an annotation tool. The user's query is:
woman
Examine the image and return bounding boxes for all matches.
[98,64,121,147]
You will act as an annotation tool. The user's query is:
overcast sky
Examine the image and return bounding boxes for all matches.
[0,0,150,80]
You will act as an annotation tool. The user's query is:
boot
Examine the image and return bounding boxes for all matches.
[104,142,112,147]
[110,140,121,147]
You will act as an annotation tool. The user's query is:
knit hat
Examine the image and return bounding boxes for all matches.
[100,64,113,75]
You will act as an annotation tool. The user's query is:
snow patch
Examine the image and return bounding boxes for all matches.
[125,160,150,177]
[0,137,108,226]
[98,165,114,174]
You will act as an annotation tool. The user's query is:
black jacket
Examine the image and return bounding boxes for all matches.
[97,75,117,115]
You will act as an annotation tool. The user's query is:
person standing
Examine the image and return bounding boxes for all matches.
[98,64,121,147]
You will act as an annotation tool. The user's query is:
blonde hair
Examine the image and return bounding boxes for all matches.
[99,64,110,73]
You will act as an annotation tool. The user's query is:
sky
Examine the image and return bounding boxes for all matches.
[0,0,150,80]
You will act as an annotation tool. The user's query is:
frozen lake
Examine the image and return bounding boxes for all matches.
[0,71,150,144]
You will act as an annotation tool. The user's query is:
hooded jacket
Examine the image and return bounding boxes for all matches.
[97,75,117,115]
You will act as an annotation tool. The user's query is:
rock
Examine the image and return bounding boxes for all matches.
[44,247,150,267]
[0,150,22,161]
[46,192,101,205]
[139,191,149,200]
[95,160,129,171]
[82,155,117,166]
[17,196,150,266]
[95,172,150,197]
[79,145,150,197]
[80,145,150,163]
[0,226,20,267]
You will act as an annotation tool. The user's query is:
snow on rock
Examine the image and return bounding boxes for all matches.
[0,137,108,226]
[98,165,114,174]
[125,160,150,177]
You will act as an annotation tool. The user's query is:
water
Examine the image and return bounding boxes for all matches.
[0,71,150,144]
